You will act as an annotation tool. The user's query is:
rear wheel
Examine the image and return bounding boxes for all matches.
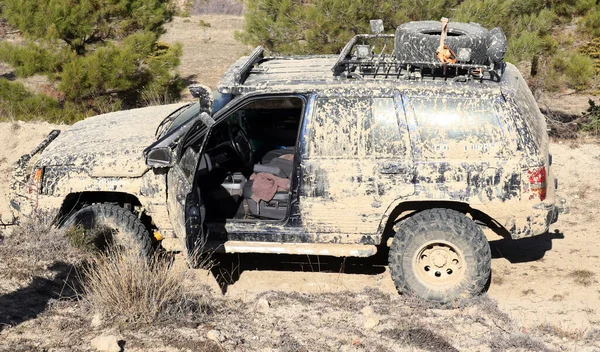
[388,208,491,304]
[62,203,153,256]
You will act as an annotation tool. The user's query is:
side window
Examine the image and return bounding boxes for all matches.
[178,122,208,183]
[365,98,406,158]
[308,96,371,158]
[408,97,505,159]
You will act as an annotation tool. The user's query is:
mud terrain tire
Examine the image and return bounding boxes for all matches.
[394,21,505,65]
[389,208,491,304]
[63,204,153,256]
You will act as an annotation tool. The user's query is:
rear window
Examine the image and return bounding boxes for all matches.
[514,78,547,152]
[407,96,505,159]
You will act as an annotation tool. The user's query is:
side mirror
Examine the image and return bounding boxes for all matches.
[189,84,213,112]
[146,147,174,168]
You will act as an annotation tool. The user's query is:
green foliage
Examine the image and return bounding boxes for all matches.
[580,6,600,38]
[0,42,64,77]
[0,78,84,122]
[0,0,182,123]
[581,99,600,134]
[546,51,595,91]
[238,0,459,55]
[2,0,174,54]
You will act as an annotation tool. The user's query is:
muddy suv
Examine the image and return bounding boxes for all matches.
[8,20,564,303]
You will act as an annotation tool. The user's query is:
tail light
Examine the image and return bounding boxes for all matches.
[526,166,546,201]
[28,167,44,194]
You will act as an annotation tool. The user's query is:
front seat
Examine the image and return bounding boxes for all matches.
[243,151,294,219]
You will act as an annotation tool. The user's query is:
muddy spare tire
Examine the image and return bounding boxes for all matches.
[62,203,153,256]
[394,21,506,66]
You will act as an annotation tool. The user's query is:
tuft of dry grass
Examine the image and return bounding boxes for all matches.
[568,269,596,286]
[81,247,206,325]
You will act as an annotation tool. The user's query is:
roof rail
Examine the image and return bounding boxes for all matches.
[218,46,265,94]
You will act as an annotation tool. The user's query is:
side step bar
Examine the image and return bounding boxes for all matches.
[213,241,377,257]
[160,239,378,258]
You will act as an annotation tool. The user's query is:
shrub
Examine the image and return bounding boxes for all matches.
[0,0,183,122]
[81,247,203,324]
[580,7,600,38]
[547,51,595,91]
[581,99,600,134]
[0,78,84,122]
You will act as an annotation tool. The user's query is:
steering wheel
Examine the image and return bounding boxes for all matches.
[228,123,254,169]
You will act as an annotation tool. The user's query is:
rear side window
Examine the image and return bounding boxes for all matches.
[407,96,505,159]
[308,96,407,158]
[308,96,370,158]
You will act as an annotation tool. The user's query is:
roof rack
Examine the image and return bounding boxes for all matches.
[332,34,504,82]
[218,46,265,94]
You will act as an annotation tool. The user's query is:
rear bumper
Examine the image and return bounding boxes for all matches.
[508,201,564,239]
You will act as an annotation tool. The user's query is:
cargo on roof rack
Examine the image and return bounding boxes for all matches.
[332,18,507,82]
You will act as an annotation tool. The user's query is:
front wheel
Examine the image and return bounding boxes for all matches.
[388,208,491,304]
[62,203,154,256]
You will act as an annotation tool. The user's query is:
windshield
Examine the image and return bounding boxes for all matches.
[155,102,201,138]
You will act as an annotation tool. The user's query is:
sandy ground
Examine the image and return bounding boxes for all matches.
[1,15,600,351]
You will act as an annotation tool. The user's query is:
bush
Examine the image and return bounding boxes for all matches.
[547,51,595,91]
[0,78,84,122]
[238,0,459,55]
[580,7,600,38]
[82,247,202,324]
[0,0,183,122]
[581,99,600,134]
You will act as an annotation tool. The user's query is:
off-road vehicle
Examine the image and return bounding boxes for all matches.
[6,20,565,303]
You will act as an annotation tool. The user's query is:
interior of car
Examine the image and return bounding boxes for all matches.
[198,96,304,222]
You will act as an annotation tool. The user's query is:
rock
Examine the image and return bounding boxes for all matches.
[206,329,224,343]
[361,306,374,316]
[90,335,122,352]
[364,316,380,329]
[90,313,103,328]
[257,298,270,312]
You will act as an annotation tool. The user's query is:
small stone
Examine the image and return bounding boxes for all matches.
[361,306,374,316]
[364,316,380,329]
[257,298,270,312]
[206,329,224,343]
[90,335,121,352]
[90,313,103,328]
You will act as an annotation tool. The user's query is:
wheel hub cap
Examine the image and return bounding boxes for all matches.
[413,240,465,289]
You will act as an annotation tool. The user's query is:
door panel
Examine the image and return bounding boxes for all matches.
[300,92,414,237]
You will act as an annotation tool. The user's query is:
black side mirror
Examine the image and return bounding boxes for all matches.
[146,147,174,168]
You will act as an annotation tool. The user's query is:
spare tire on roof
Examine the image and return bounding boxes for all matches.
[394,21,506,66]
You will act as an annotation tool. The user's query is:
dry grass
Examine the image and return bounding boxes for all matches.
[81,247,207,325]
[568,269,596,286]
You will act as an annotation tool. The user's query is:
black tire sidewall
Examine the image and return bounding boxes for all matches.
[395,21,491,65]
[63,204,153,256]
[389,209,491,303]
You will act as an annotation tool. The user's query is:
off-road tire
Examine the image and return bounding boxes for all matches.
[388,208,491,304]
[63,203,153,256]
[394,21,506,65]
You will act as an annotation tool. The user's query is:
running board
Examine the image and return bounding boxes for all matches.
[211,241,378,257]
